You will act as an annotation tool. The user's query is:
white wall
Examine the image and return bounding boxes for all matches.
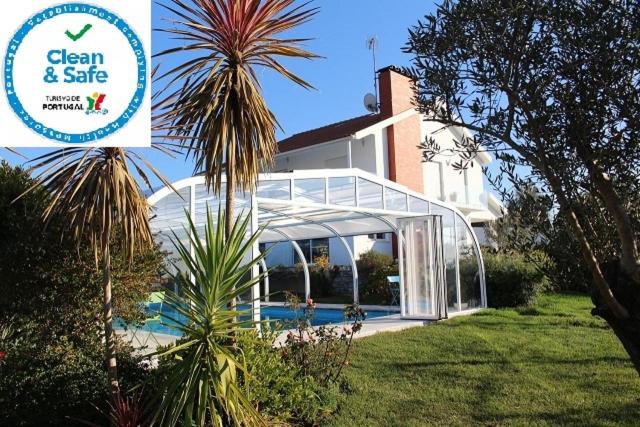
[420,120,487,208]
[423,160,443,200]
[274,133,388,178]
[274,138,351,172]
[272,114,497,222]
[350,135,377,174]
[352,234,393,259]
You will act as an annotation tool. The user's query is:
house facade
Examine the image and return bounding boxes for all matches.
[262,66,502,267]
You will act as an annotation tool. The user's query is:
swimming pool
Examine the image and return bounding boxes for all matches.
[117,304,394,337]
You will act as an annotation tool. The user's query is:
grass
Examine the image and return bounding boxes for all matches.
[326,294,640,426]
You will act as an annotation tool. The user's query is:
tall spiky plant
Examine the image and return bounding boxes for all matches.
[153,207,268,426]
[23,148,172,396]
[155,0,318,240]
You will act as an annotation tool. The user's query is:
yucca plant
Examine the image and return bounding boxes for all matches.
[152,207,268,427]
[154,0,318,240]
[22,148,173,397]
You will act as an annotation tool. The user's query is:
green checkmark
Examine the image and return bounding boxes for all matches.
[65,23,92,41]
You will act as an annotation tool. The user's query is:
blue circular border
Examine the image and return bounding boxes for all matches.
[3,3,147,144]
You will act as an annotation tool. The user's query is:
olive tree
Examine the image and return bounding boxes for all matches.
[405,0,640,371]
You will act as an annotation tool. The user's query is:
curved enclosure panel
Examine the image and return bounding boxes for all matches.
[148,169,486,318]
[430,203,485,315]
[456,215,483,310]
[430,204,459,313]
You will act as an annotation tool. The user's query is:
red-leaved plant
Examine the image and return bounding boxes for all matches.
[71,390,148,427]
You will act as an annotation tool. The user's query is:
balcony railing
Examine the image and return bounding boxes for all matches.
[444,187,488,209]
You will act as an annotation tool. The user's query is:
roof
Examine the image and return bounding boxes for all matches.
[147,168,481,245]
[277,113,382,153]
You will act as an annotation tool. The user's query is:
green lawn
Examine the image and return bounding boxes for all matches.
[326,294,640,426]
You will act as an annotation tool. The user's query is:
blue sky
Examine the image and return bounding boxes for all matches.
[3,1,440,185]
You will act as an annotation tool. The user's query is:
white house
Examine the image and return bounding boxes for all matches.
[262,66,502,267]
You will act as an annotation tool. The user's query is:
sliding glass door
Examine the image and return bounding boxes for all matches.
[398,215,446,319]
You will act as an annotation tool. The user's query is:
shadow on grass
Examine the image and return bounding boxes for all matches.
[441,317,610,330]
[387,355,631,369]
[472,402,640,427]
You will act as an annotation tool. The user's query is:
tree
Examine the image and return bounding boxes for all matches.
[0,162,164,338]
[0,161,162,425]
[24,149,171,396]
[487,187,635,294]
[154,0,318,239]
[405,0,640,371]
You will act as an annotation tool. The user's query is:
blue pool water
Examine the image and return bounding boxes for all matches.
[117,304,393,337]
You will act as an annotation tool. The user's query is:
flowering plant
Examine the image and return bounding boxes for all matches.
[281,300,366,386]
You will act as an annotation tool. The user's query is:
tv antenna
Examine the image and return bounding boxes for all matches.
[365,36,379,113]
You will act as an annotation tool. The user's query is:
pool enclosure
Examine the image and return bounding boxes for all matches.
[148,169,486,321]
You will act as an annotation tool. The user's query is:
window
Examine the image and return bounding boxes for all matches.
[368,233,388,240]
[385,187,408,211]
[294,178,325,203]
[293,238,330,263]
[358,178,383,209]
[424,161,444,200]
[311,238,329,260]
[257,180,290,200]
[328,177,356,206]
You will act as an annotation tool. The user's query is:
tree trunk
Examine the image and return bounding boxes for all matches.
[586,161,640,283]
[225,165,235,242]
[226,143,236,315]
[598,314,640,376]
[592,260,640,376]
[103,245,119,397]
[545,170,640,374]
[544,170,630,319]
[572,143,640,283]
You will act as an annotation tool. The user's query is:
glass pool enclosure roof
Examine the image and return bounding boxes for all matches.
[148,168,487,319]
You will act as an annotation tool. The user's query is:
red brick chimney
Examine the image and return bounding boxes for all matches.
[377,66,423,194]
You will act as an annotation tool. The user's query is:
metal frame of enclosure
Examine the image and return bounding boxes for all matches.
[148,169,487,322]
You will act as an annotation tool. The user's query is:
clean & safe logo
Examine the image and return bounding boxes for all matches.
[2,2,149,146]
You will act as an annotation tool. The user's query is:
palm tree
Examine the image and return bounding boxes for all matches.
[24,148,172,396]
[155,0,318,238]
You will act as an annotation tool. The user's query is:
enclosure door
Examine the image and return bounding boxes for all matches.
[398,216,447,320]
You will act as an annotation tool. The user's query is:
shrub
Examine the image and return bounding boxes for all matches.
[237,329,338,425]
[356,249,394,273]
[309,255,341,298]
[0,162,163,339]
[483,250,549,308]
[0,326,149,427]
[282,298,366,385]
[0,162,161,425]
[356,250,398,305]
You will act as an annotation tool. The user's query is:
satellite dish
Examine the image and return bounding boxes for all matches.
[364,93,378,113]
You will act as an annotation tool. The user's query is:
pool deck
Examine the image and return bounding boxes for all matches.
[117,313,428,355]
